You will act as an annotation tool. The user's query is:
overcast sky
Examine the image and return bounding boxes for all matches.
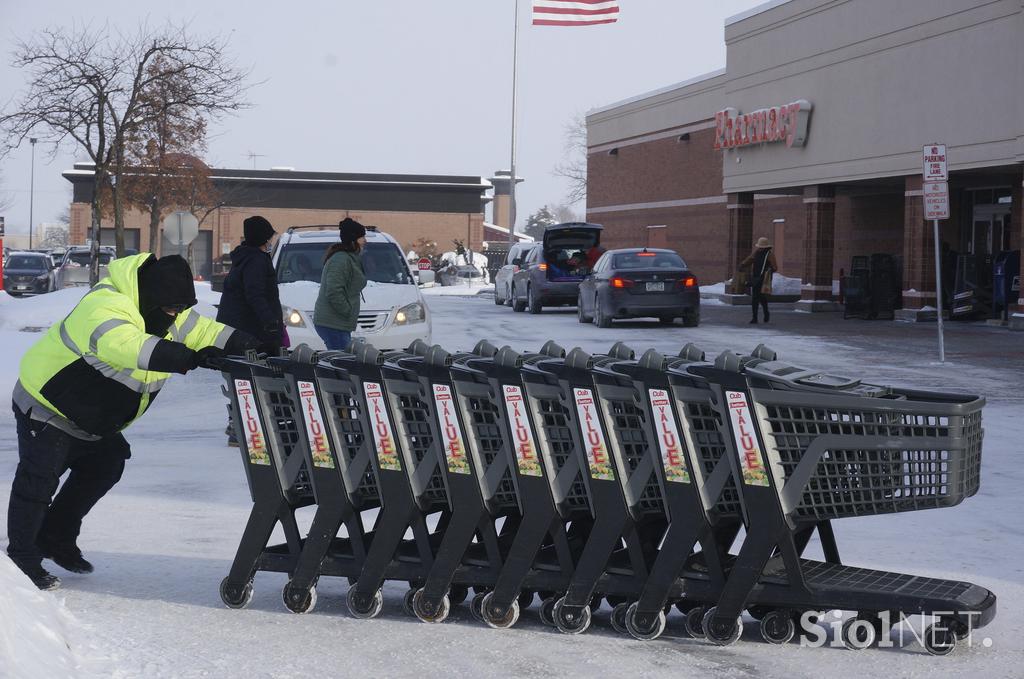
[0,0,765,237]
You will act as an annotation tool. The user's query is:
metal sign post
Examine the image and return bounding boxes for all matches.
[923,145,949,363]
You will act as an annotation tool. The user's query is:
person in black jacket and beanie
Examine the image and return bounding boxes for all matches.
[217,216,285,353]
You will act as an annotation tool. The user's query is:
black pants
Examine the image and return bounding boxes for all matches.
[751,278,769,321]
[7,404,129,567]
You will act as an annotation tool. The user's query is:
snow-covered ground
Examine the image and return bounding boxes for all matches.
[1,293,1022,678]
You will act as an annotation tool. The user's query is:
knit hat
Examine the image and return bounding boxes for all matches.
[339,218,366,243]
[755,237,771,249]
[243,216,275,247]
[137,255,197,335]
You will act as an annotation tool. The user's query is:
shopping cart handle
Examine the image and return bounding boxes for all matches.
[407,339,431,357]
[473,339,498,358]
[714,350,744,373]
[425,344,452,367]
[678,343,706,362]
[750,343,778,361]
[565,347,594,371]
[289,343,318,364]
[638,348,667,371]
[351,339,383,365]
[494,346,523,369]
[539,340,565,358]
[607,341,635,360]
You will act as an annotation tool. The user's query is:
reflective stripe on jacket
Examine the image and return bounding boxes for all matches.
[16,253,233,439]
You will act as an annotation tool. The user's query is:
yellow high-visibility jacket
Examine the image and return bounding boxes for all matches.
[13,253,235,439]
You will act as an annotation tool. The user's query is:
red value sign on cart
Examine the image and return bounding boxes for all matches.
[502,385,542,477]
[648,389,690,483]
[726,390,769,487]
[234,379,270,466]
[297,381,334,469]
[433,384,470,474]
[363,381,401,471]
[573,387,614,481]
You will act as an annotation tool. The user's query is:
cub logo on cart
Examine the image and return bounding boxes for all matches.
[234,379,269,466]
[297,381,334,469]
[433,384,470,475]
[726,391,769,487]
[648,389,690,483]
[363,381,401,471]
[573,388,614,481]
[502,385,542,477]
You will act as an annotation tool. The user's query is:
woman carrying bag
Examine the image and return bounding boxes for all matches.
[314,218,367,350]
[740,236,778,324]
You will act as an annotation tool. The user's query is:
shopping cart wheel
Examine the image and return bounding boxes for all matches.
[759,610,796,645]
[610,602,630,635]
[539,597,557,627]
[702,607,743,646]
[450,585,470,606]
[347,588,384,619]
[683,606,707,639]
[625,602,667,641]
[470,592,487,621]
[949,618,971,641]
[412,589,451,624]
[402,588,417,617]
[481,592,520,629]
[282,581,317,614]
[923,622,958,656]
[220,578,254,610]
[840,616,877,651]
[553,597,592,635]
[517,590,535,610]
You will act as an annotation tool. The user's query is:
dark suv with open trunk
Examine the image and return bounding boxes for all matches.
[511,222,603,314]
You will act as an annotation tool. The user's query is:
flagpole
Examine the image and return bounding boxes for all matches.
[507,0,520,244]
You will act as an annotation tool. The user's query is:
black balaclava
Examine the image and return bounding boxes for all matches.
[243,216,275,248]
[137,255,198,336]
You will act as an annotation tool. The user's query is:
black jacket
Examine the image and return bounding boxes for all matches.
[216,246,283,345]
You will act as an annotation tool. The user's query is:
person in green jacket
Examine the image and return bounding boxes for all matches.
[7,253,258,590]
[313,218,367,350]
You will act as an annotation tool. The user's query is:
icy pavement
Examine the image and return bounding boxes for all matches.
[0,295,1022,678]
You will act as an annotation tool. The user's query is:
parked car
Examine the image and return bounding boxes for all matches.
[272,225,431,351]
[511,222,604,314]
[3,251,56,296]
[493,241,537,306]
[577,248,700,327]
[56,246,116,289]
[48,248,67,268]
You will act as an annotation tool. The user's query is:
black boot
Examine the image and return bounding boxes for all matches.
[39,539,94,574]
[749,318,758,324]
[13,559,62,590]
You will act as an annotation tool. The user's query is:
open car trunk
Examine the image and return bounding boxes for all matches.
[542,223,603,281]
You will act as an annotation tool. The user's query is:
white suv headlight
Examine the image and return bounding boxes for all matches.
[394,302,425,325]
[282,305,306,328]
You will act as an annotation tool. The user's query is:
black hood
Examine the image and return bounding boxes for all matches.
[137,255,197,336]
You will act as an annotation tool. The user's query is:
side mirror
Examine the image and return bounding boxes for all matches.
[418,269,436,286]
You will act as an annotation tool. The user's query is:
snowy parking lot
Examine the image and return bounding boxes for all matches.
[2,292,1023,678]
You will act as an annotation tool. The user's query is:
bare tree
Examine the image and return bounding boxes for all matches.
[0,171,14,212]
[552,114,588,206]
[1,23,250,284]
[551,203,582,224]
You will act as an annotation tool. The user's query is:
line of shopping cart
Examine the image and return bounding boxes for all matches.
[217,339,995,655]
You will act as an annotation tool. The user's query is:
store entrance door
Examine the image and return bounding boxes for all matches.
[969,205,1012,258]
[952,201,1012,318]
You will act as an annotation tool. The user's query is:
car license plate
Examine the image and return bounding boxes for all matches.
[15,285,29,291]
[646,282,665,292]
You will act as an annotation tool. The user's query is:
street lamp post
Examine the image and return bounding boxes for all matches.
[28,138,37,250]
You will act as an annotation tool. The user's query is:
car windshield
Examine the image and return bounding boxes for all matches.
[65,252,113,267]
[7,256,47,271]
[277,241,413,285]
[612,252,686,270]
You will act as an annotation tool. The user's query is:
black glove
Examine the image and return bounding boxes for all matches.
[224,329,261,355]
[259,324,283,356]
[194,346,226,370]
[146,339,198,375]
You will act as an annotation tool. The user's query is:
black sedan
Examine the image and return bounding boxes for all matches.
[3,251,55,296]
[577,248,699,327]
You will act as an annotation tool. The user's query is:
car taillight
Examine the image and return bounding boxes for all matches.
[611,276,635,288]
[677,275,697,288]
[538,263,548,271]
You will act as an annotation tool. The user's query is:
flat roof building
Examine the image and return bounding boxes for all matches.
[587,0,1023,326]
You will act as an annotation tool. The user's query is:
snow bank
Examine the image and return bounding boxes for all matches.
[703,275,810,296]
[0,554,113,678]
[0,289,87,332]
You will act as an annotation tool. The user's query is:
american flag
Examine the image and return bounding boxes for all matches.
[532,0,620,27]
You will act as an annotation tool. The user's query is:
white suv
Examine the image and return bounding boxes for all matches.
[272,226,431,351]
